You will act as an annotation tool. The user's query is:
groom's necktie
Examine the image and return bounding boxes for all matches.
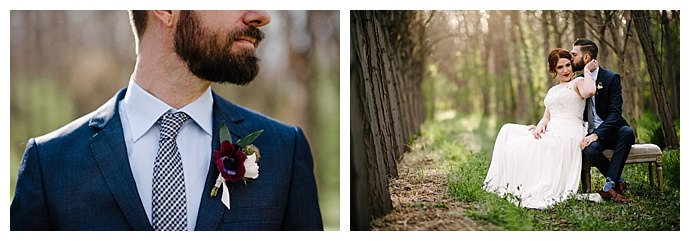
[586,98,595,133]
[152,112,189,231]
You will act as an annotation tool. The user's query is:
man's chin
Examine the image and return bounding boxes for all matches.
[210,78,256,86]
[182,52,259,86]
[202,71,258,86]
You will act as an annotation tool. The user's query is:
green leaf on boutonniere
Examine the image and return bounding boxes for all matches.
[236,130,264,148]
[220,121,232,143]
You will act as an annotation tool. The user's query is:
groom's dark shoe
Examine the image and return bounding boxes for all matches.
[614,181,628,195]
[598,189,630,203]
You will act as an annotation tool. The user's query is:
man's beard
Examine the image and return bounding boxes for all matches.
[572,58,585,72]
[174,11,265,85]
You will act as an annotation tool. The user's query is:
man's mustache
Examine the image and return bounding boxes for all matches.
[229,26,265,48]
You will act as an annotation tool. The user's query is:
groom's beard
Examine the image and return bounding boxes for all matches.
[174,10,264,86]
[572,58,586,72]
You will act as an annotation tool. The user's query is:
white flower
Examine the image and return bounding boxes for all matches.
[244,153,260,179]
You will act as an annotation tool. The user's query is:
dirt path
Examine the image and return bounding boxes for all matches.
[370,147,492,231]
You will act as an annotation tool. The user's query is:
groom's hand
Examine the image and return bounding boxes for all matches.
[580,133,599,150]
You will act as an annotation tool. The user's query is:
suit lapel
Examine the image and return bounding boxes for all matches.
[89,89,153,230]
[195,92,247,230]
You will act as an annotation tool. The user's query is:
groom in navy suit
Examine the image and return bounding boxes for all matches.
[11,10,323,230]
[572,38,635,203]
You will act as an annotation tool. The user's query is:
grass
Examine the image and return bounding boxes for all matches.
[421,113,680,231]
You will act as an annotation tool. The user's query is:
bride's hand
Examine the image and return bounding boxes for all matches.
[531,125,545,139]
[586,59,599,73]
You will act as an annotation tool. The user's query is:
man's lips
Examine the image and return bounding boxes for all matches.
[235,36,256,46]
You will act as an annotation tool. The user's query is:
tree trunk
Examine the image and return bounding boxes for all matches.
[542,11,552,89]
[550,11,560,47]
[550,11,568,48]
[631,10,679,149]
[483,13,494,116]
[573,10,587,40]
[608,12,637,132]
[350,11,393,229]
[488,11,510,120]
[629,27,643,123]
[285,11,314,139]
[661,10,680,120]
[594,10,609,63]
[511,11,530,122]
[515,12,536,122]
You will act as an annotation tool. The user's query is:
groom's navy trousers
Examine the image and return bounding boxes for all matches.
[583,126,635,181]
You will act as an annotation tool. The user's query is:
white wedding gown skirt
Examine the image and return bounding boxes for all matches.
[483,82,587,209]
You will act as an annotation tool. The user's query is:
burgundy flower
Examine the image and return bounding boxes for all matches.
[214,140,247,182]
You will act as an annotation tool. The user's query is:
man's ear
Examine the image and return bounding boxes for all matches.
[151,10,176,29]
[583,53,592,63]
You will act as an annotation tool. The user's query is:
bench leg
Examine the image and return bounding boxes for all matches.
[581,161,591,193]
[648,162,654,189]
[656,155,663,193]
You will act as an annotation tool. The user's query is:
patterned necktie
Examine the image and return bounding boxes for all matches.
[586,98,595,133]
[152,112,190,231]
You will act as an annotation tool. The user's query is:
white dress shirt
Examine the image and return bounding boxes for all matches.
[589,66,604,129]
[119,78,213,230]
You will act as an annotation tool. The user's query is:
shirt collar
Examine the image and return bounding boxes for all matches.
[121,77,214,142]
[178,84,214,137]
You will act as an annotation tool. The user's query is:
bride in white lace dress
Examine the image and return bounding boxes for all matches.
[483,48,597,209]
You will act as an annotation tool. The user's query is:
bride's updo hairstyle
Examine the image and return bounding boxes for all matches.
[548,48,573,78]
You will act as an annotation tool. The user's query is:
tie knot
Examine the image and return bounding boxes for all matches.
[159,112,190,140]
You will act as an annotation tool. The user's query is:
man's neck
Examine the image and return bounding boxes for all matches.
[132,52,211,110]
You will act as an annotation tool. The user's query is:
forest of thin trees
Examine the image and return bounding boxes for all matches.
[425,10,679,147]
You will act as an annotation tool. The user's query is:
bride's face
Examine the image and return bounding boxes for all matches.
[555,58,573,82]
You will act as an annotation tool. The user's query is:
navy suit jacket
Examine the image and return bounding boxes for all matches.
[10,88,323,230]
[582,67,630,142]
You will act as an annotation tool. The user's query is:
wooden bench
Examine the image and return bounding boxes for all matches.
[581,144,663,193]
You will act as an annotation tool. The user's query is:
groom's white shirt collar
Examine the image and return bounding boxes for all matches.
[121,77,213,142]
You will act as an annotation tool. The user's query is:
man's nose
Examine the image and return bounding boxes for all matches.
[243,11,271,27]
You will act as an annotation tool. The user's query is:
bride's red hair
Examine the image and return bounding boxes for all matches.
[547,48,573,74]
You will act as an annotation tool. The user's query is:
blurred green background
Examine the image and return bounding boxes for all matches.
[9,10,340,230]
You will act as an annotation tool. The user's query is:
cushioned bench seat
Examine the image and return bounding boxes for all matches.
[581,144,663,193]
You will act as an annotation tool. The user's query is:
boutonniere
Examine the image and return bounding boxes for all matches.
[209,121,263,209]
[596,82,603,90]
